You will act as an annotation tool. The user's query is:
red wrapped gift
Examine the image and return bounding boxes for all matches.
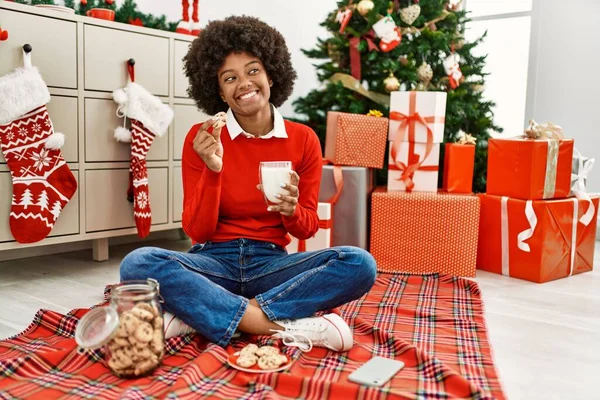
[477,194,598,283]
[443,143,475,193]
[370,188,480,276]
[487,121,574,199]
[325,111,388,169]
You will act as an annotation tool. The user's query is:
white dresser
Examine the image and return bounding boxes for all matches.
[0,2,208,259]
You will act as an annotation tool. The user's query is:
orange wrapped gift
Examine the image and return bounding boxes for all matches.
[370,188,480,276]
[443,136,476,193]
[325,111,388,169]
[487,121,574,200]
[477,194,599,283]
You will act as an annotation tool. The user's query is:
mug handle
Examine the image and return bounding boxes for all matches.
[86,10,94,17]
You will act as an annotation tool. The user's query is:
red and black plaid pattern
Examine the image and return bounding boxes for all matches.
[0,274,505,399]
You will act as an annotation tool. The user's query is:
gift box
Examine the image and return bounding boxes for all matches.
[287,202,333,253]
[487,137,574,200]
[388,91,447,143]
[443,143,475,193]
[324,112,388,169]
[370,188,480,276]
[320,165,374,249]
[388,142,440,192]
[477,194,599,283]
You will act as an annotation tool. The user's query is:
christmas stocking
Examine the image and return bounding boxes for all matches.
[191,0,201,36]
[176,0,191,34]
[113,67,173,238]
[0,50,77,243]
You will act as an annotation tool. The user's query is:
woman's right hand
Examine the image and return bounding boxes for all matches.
[193,119,224,172]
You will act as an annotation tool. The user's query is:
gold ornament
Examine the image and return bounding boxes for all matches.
[415,82,428,91]
[454,36,465,50]
[357,0,375,16]
[398,55,409,66]
[400,4,421,25]
[384,72,400,92]
[417,62,433,83]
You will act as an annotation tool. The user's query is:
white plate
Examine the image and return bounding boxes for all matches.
[227,352,293,374]
[34,5,76,14]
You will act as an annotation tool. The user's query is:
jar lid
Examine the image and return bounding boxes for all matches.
[75,307,120,350]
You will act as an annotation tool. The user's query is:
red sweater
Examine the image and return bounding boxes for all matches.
[181,120,322,247]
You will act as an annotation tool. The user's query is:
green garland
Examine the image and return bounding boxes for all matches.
[14,0,178,32]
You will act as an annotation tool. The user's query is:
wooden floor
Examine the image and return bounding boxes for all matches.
[1,240,598,400]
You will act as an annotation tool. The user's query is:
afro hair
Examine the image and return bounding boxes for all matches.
[183,15,298,116]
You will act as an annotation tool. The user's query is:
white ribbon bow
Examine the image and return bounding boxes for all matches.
[570,148,596,226]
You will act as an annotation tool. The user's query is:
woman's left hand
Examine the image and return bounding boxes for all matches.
[257,171,300,217]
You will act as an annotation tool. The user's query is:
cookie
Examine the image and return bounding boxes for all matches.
[150,329,164,354]
[133,302,157,315]
[115,324,129,338]
[256,346,279,357]
[112,348,133,368]
[132,346,153,361]
[134,357,158,376]
[131,307,155,322]
[108,356,127,372]
[212,112,227,129]
[134,322,154,343]
[240,344,259,357]
[257,354,287,370]
[236,354,258,368]
[152,316,164,331]
[121,311,141,335]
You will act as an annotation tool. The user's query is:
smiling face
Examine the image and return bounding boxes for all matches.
[218,52,273,117]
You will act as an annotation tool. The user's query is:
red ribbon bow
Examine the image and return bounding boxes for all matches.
[389,92,445,191]
[349,31,379,81]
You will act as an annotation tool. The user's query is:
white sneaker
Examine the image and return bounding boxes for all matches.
[163,312,195,339]
[272,313,353,352]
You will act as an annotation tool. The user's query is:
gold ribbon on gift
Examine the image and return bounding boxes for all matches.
[523,120,565,199]
[329,73,391,107]
[456,132,477,145]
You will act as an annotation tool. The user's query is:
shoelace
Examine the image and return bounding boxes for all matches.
[270,330,313,352]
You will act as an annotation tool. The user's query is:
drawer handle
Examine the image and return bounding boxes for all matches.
[23,43,32,53]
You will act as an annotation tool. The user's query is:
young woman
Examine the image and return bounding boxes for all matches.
[120,16,377,352]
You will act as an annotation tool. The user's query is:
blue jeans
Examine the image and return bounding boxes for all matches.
[120,239,377,347]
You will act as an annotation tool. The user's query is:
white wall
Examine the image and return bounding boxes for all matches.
[116,0,339,118]
[526,0,600,230]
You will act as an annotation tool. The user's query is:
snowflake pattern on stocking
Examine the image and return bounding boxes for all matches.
[31,148,50,171]
[136,191,148,210]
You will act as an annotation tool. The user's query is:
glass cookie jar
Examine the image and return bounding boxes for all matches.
[75,279,165,378]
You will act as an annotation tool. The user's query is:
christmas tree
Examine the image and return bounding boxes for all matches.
[293,0,501,192]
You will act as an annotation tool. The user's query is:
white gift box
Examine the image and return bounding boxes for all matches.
[387,141,440,192]
[286,202,333,253]
[388,91,447,144]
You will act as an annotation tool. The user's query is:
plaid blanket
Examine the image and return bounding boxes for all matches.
[0,274,505,399]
